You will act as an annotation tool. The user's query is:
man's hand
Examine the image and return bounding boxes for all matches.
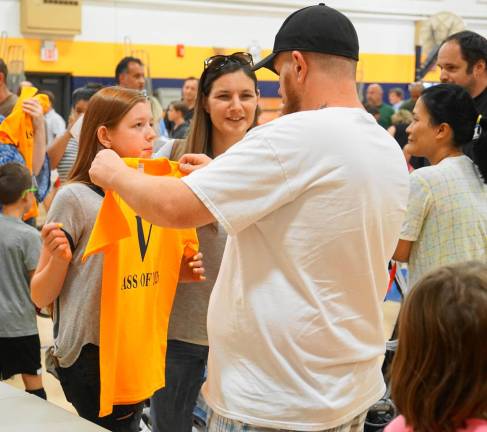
[89,149,128,190]
[22,99,44,130]
[179,153,213,175]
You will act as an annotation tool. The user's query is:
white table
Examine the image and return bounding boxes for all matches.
[0,382,108,431]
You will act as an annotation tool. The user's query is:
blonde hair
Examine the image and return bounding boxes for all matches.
[391,109,413,125]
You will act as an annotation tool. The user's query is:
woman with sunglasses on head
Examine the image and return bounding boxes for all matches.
[393,83,487,287]
[150,52,259,432]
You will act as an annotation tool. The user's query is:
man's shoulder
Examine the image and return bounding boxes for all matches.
[399,99,414,111]
[0,92,18,116]
[2,92,18,107]
[53,110,66,124]
[474,86,487,116]
[380,103,395,114]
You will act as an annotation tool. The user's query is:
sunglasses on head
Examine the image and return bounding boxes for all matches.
[204,52,254,71]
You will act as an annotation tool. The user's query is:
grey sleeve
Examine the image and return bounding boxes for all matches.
[47,186,85,246]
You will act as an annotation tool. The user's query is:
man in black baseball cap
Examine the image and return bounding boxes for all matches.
[253,3,359,73]
[252,3,362,116]
[88,4,409,431]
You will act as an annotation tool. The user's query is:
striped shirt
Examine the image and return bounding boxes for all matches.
[57,137,78,183]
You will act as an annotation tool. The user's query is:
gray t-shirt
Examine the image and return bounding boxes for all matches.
[0,92,18,117]
[0,214,41,337]
[47,183,104,367]
[168,223,227,346]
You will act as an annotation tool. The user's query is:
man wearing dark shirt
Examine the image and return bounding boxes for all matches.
[181,77,198,122]
[365,83,394,129]
[437,31,487,156]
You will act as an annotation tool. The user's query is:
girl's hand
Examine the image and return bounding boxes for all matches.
[41,223,72,263]
[179,252,206,282]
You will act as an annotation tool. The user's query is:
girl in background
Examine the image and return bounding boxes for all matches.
[387,261,487,432]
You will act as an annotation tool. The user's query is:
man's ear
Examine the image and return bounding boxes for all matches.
[473,59,486,78]
[97,126,112,149]
[118,72,128,87]
[291,51,308,84]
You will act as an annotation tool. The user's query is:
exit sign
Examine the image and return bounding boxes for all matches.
[40,41,58,62]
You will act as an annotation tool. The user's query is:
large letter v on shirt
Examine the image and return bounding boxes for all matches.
[136,216,153,262]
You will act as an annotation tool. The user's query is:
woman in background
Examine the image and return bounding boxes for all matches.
[151,51,259,432]
[393,83,487,287]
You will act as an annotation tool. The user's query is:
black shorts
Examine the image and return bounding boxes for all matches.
[0,334,42,380]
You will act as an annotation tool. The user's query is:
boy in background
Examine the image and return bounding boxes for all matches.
[0,162,45,399]
[167,101,190,139]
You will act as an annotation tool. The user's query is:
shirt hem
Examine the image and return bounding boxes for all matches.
[203,381,385,431]
[399,234,417,241]
[0,329,38,338]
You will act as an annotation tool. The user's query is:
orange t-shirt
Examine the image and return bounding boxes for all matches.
[0,86,50,220]
[83,157,199,416]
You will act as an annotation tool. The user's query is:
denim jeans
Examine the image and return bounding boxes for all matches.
[57,344,144,432]
[150,339,209,432]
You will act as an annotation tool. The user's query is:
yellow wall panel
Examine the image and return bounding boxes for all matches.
[357,53,416,83]
[4,37,437,84]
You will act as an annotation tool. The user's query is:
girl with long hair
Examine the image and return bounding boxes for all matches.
[31,86,203,431]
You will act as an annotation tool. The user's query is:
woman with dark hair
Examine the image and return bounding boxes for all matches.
[386,261,487,432]
[150,52,259,432]
[393,83,487,287]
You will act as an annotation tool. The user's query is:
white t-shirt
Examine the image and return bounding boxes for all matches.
[400,155,487,287]
[183,108,410,430]
[45,109,66,146]
[70,114,84,142]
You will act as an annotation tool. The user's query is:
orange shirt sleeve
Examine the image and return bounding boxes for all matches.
[82,190,131,261]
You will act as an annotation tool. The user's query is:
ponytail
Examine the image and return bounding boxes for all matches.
[472,114,487,184]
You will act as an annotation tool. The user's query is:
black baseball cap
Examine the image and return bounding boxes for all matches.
[253,3,359,74]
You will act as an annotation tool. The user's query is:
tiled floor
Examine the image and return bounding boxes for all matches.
[5,301,401,426]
